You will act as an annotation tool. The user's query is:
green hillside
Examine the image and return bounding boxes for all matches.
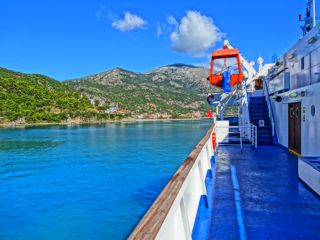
[0,65,234,125]
[0,67,96,124]
[64,66,215,119]
[66,77,207,118]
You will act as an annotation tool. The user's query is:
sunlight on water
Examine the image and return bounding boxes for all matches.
[0,120,211,240]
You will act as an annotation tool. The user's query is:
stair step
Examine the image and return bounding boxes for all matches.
[250,111,269,114]
[250,100,266,103]
[249,103,267,106]
[258,130,272,133]
[251,122,271,126]
[250,115,269,120]
[249,108,268,111]
[250,115,269,117]
[258,142,273,145]
[249,97,274,146]
[251,119,270,122]
[250,97,266,101]
[249,110,268,113]
[258,135,273,138]
[250,118,270,122]
[249,109,268,112]
[228,140,252,144]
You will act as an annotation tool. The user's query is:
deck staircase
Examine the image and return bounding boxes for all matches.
[249,96,273,145]
[227,120,251,145]
[228,128,251,144]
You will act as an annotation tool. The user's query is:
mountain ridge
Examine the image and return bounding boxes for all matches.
[64,64,220,119]
[0,64,223,125]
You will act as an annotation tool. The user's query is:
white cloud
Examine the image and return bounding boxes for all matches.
[96,5,114,20]
[154,15,178,38]
[170,11,223,57]
[112,12,147,32]
[156,24,163,37]
[166,15,178,27]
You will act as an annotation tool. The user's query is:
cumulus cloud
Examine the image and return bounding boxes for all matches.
[96,5,114,20]
[166,15,178,27]
[112,12,147,32]
[170,11,223,57]
[156,24,163,37]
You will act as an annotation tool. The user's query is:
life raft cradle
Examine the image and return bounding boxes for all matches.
[207,48,244,92]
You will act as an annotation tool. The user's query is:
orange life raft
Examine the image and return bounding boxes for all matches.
[207,48,244,89]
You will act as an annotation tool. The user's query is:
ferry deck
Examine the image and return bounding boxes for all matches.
[129,5,320,239]
[193,145,320,239]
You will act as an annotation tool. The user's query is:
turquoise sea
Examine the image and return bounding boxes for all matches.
[0,120,210,240]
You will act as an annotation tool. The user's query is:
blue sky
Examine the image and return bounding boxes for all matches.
[0,0,308,80]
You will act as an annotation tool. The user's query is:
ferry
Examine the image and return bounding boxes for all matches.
[129,1,320,239]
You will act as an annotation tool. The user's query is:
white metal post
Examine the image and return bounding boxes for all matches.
[313,0,317,27]
[240,126,243,150]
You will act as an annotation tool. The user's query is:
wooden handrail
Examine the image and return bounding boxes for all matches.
[128,123,214,240]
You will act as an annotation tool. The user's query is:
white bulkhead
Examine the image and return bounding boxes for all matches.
[267,24,320,157]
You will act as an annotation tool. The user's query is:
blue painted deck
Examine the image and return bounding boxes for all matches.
[193,145,320,240]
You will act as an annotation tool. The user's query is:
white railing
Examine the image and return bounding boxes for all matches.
[241,124,257,149]
[238,80,251,129]
[263,78,275,137]
[236,125,257,149]
[214,121,257,150]
[129,125,215,240]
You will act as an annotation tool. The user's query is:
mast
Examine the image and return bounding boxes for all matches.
[300,0,317,35]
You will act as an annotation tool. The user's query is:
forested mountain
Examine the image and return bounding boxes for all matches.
[0,67,97,124]
[65,64,220,119]
[0,65,224,125]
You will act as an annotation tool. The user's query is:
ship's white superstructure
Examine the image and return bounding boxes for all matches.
[265,23,320,156]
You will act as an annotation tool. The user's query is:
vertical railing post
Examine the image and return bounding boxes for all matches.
[255,126,257,149]
[240,126,243,151]
[264,78,275,138]
[198,151,208,196]
[252,125,254,146]
[180,198,192,240]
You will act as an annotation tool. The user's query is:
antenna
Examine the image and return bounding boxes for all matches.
[299,0,315,35]
[272,54,278,63]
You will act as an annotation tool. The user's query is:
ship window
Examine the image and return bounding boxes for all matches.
[301,57,305,70]
[296,107,300,117]
[311,105,316,117]
[290,108,295,118]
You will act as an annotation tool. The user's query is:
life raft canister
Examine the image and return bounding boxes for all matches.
[212,132,217,151]
[222,71,231,93]
[207,93,215,106]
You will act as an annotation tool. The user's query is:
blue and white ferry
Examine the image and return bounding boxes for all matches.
[129,1,320,239]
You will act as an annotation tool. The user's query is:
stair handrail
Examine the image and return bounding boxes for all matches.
[238,79,251,134]
[216,124,257,150]
[263,78,275,137]
[239,123,257,149]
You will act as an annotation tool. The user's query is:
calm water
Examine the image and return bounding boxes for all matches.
[0,120,210,240]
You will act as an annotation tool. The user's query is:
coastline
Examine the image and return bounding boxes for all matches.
[0,117,210,129]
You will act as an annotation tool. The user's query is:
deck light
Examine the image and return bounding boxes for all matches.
[275,96,283,102]
[308,36,317,44]
[289,92,299,98]
[287,54,296,60]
